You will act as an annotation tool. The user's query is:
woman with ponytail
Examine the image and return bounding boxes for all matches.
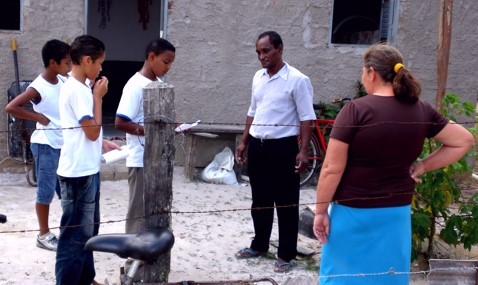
[313,44,473,285]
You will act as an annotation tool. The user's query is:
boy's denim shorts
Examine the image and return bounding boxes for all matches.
[31,143,61,204]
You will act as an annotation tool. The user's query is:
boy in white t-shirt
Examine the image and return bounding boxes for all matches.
[55,35,120,285]
[114,38,175,281]
[115,38,176,234]
[5,39,71,251]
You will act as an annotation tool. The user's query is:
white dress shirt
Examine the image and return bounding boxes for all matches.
[247,62,316,139]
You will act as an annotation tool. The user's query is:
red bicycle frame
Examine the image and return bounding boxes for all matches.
[312,118,335,154]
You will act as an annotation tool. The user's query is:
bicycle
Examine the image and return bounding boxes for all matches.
[85,229,279,285]
[7,80,37,187]
[299,98,352,187]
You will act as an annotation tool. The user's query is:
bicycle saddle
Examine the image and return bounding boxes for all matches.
[84,228,174,261]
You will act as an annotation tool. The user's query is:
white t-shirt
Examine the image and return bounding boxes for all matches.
[247,63,316,139]
[29,74,64,148]
[116,72,161,167]
[57,77,103,177]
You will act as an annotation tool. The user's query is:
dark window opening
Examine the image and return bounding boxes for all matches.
[0,0,21,31]
[331,0,391,45]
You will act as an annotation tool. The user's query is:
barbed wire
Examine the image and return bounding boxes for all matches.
[1,187,477,280]
[2,114,477,234]
[4,116,475,136]
[3,113,477,279]
[316,265,478,280]
[319,268,420,279]
[0,192,411,234]
[2,190,477,235]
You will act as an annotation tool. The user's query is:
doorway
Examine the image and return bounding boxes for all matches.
[86,0,164,137]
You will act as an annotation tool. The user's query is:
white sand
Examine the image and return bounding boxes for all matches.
[0,166,320,284]
[0,164,443,285]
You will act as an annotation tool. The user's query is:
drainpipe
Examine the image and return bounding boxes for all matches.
[160,0,169,39]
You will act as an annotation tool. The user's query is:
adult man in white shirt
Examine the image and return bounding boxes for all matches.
[235,31,316,273]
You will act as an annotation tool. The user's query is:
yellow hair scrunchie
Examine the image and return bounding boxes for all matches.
[394,63,405,74]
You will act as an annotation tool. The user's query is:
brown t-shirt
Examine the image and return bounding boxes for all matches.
[330,95,449,208]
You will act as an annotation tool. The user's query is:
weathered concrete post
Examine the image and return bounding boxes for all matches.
[142,81,175,282]
[428,259,478,284]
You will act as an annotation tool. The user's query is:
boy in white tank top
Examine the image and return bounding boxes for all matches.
[5,39,71,251]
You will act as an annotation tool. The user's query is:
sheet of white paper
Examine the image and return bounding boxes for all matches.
[175,120,201,133]
[101,145,131,164]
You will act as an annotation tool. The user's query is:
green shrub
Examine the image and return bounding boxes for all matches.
[411,93,478,260]
[315,80,366,119]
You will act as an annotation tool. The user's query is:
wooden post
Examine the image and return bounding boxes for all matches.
[142,81,175,283]
[436,0,453,110]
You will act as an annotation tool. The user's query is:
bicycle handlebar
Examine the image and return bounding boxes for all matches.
[312,103,325,111]
[313,98,352,111]
[331,97,352,104]
[0,214,6,223]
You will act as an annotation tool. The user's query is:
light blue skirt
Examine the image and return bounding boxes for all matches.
[319,204,411,285]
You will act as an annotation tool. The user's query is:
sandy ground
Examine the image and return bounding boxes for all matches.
[2,160,472,285]
[0,162,320,285]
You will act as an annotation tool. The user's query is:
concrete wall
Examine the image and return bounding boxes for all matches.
[166,0,478,126]
[0,0,477,162]
[0,0,84,160]
[396,2,478,109]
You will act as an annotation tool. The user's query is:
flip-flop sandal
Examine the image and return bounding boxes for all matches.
[274,260,291,273]
[235,247,264,259]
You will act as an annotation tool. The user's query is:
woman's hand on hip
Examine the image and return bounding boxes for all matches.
[313,212,330,244]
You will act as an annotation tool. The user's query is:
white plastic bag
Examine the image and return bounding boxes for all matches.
[200,147,238,185]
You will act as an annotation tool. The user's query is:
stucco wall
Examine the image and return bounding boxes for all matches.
[397,1,478,109]
[0,0,476,162]
[0,0,84,160]
[166,0,478,126]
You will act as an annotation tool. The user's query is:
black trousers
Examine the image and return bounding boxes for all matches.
[247,135,300,262]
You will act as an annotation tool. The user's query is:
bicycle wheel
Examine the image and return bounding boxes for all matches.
[299,135,324,188]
